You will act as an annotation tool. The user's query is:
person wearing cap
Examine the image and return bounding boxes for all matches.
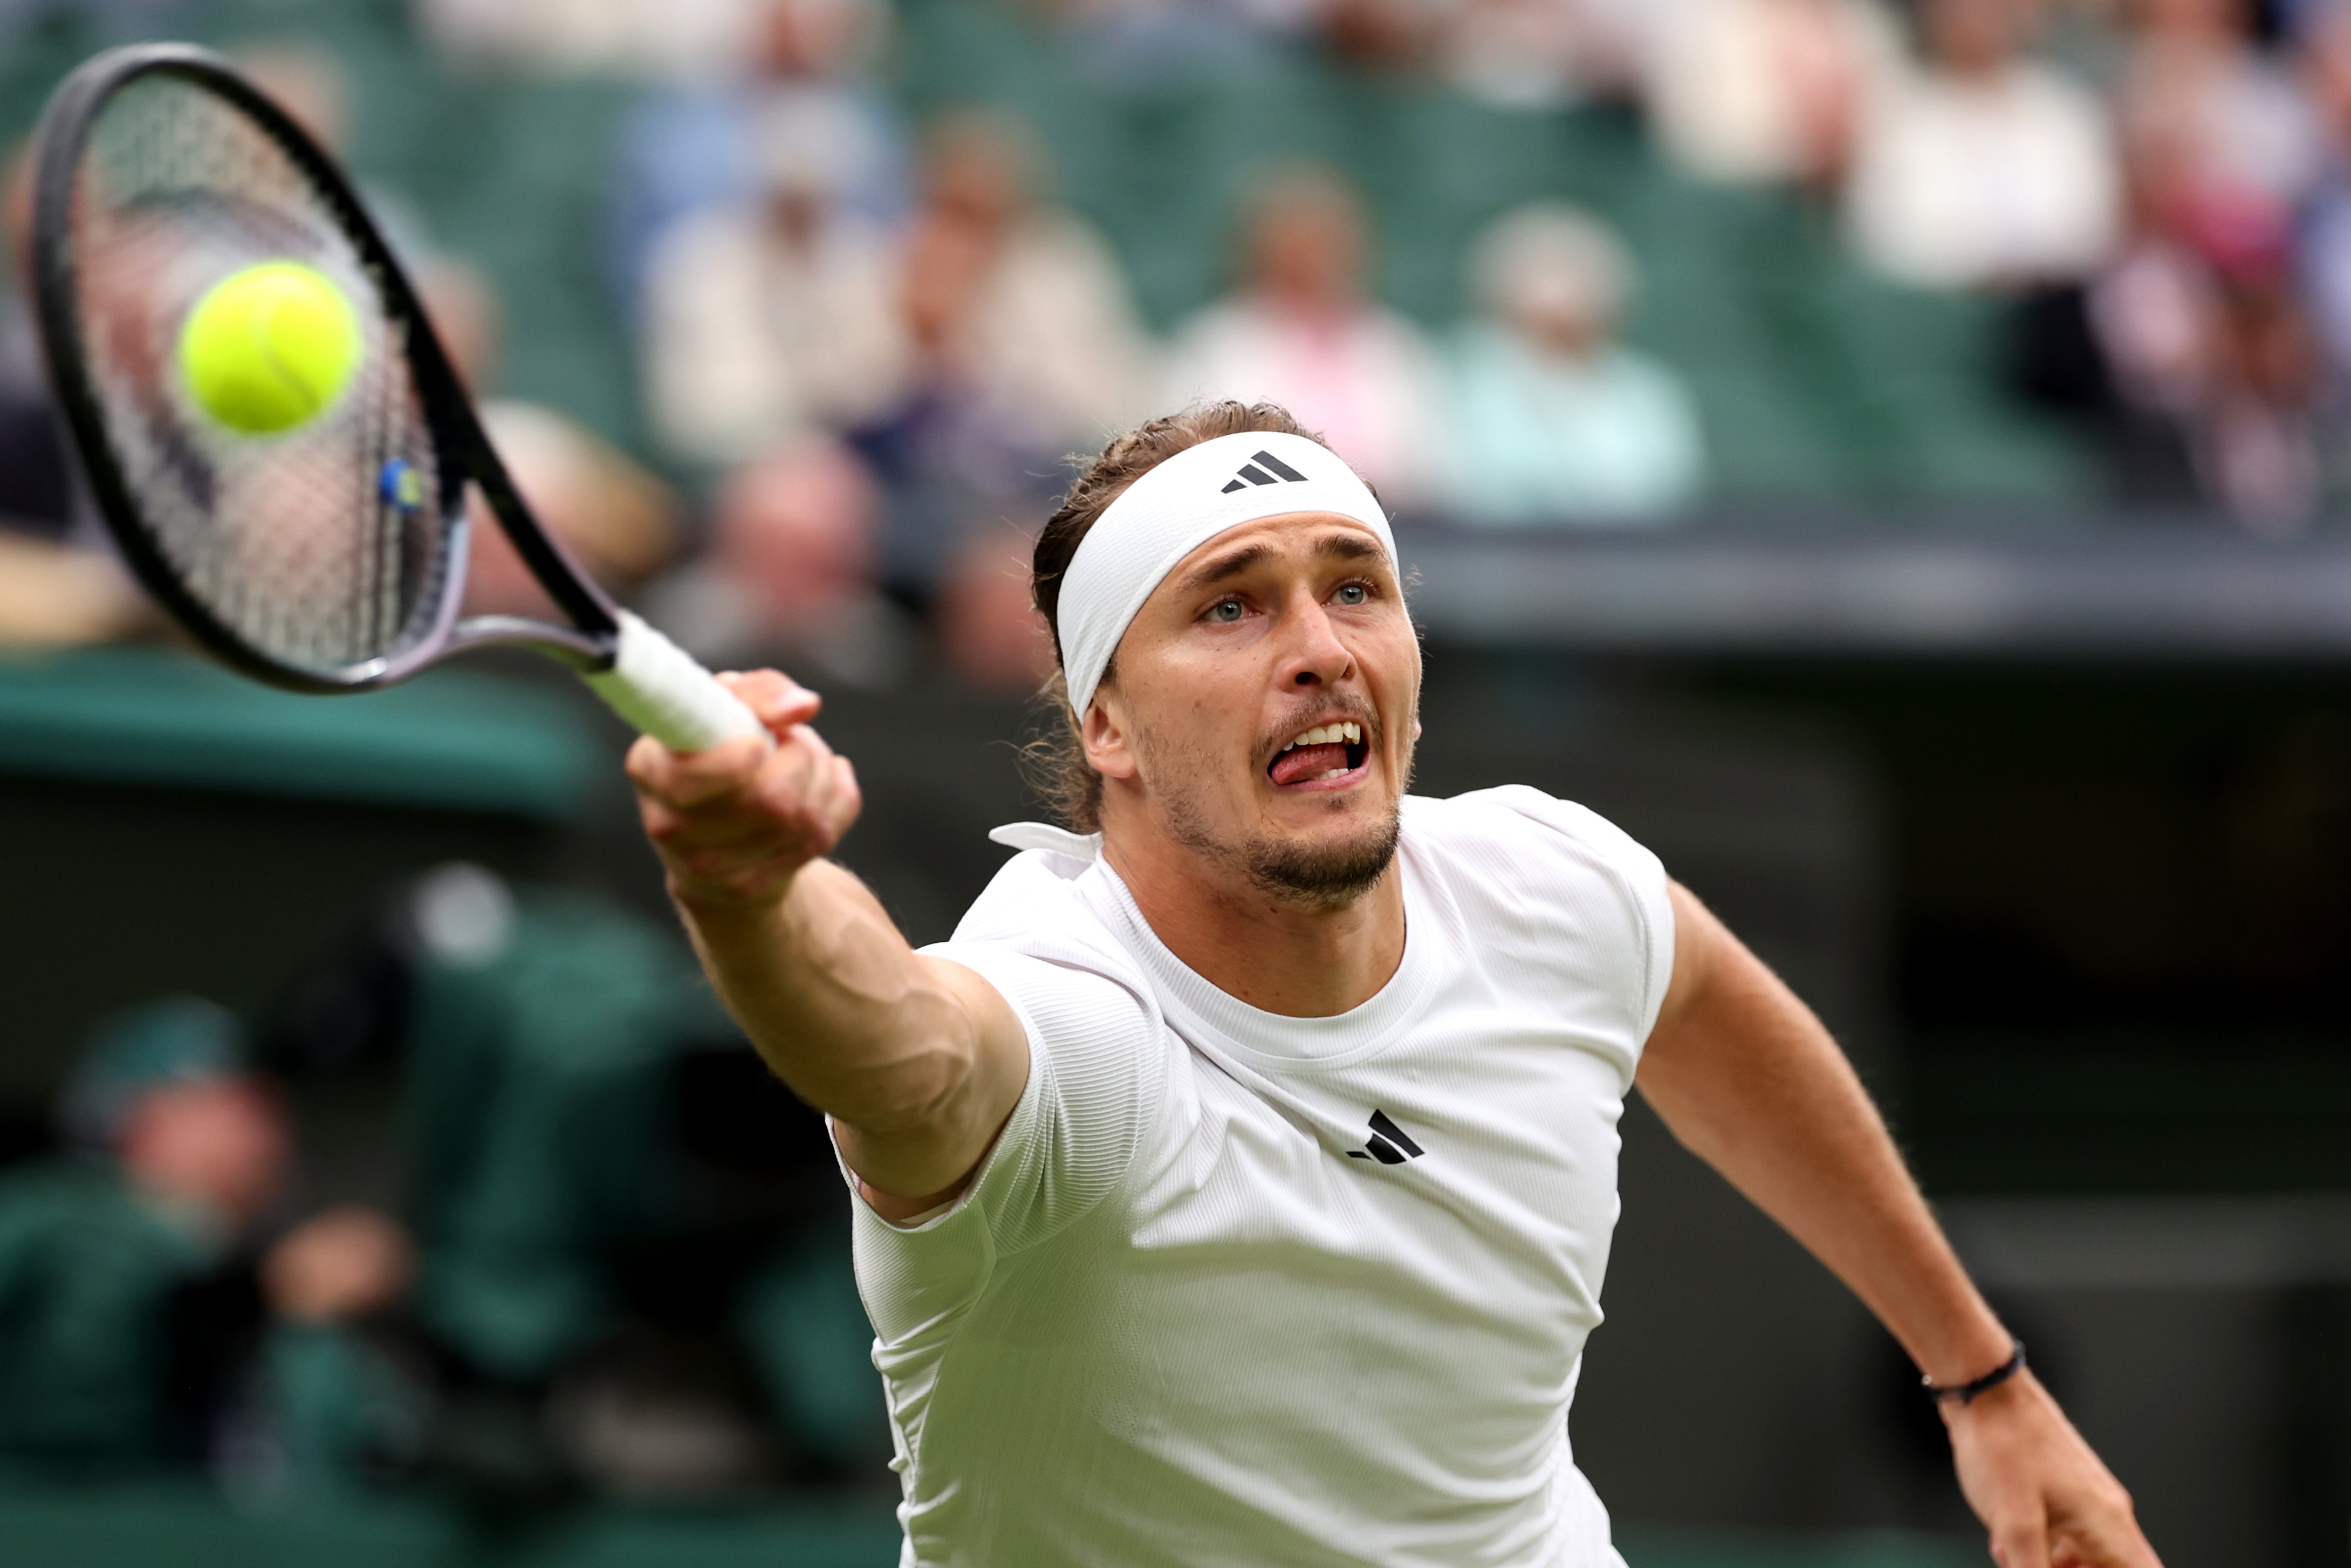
[624,401,2160,1568]
[0,998,414,1483]
[0,997,289,1466]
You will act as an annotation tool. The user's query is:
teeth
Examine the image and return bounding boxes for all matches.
[1319,768,1346,779]
[1279,721,1366,754]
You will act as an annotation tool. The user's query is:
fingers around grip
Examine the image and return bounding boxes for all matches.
[782,745,861,847]
[752,726,853,836]
[717,668,823,735]
[626,727,770,811]
[624,684,863,909]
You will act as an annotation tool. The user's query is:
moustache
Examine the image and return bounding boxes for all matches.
[1257,696,1380,758]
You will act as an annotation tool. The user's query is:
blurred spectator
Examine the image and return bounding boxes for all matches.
[2023,87,2327,526]
[1845,0,2120,289]
[2115,0,2323,212]
[0,999,285,1468]
[1161,166,1441,500]
[421,259,684,617]
[896,112,1150,451]
[608,0,907,317]
[640,123,908,468]
[416,0,766,79]
[2089,0,2327,526]
[1440,204,1706,523]
[2188,235,2324,529]
[642,439,917,686]
[0,142,143,646]
[6,1001,416,1498]
[1644,0,1903,190]
[855,110,1151,597]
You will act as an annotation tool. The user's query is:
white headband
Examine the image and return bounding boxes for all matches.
[1057,430,1393,718]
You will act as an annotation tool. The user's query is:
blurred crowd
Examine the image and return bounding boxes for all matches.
[590,0,2351,543]
[4,0,2349,666]
[395,0,2351,543]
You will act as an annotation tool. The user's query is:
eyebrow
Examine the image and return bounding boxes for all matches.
[1176,542,1273,593]
[1173,532,1386,595]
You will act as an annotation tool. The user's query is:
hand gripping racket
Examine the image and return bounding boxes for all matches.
[29,43,765,753]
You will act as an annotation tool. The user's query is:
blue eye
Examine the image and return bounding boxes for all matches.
[1334,583,1368,606]
[1209,598,1244,622]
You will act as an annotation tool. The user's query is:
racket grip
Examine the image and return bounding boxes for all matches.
[582,611,769,753]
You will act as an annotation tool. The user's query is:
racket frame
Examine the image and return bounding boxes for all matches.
[31,43,625,694]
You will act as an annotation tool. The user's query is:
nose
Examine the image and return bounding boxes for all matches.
[1280,595,1354,690]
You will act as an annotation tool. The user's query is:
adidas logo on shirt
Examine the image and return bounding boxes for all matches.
[1219,449,1311,494]
[1346,1110,1425,1165]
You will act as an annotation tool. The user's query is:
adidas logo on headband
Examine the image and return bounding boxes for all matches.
[1219,449,1311,493]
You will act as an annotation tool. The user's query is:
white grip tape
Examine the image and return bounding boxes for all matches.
[580,611,767,753]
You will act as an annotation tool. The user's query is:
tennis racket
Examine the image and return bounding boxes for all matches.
[29,43,765,753]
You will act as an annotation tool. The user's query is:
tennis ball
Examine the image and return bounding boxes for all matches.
[178,261,363,435]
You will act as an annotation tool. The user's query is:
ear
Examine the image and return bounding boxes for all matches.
[1081,683,1141,782]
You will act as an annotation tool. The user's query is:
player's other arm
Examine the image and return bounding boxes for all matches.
[1637,881,2160,1568]
[626,670,1028,1220]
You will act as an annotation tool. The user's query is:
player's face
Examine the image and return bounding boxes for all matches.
[1088,511,1420,906]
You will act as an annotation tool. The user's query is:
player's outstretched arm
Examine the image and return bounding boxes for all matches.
[626,670,1029,1218]
[1636,882,2161,1568]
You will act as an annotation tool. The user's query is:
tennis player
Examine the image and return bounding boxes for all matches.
[627,403,2160,1568]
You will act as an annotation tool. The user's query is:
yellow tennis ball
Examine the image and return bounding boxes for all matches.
[177,261,363,435]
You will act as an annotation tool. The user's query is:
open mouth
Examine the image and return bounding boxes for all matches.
[1267,721,1370,788]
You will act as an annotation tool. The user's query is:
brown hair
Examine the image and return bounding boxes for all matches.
[1024,401,1332,832]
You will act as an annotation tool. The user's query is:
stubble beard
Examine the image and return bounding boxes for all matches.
[1138,708,1413,912]
[1228,807,1401,909]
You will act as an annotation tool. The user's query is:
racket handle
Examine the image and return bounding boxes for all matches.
[582,611,769,753]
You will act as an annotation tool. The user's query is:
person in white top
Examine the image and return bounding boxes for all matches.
[624,402,2161,1568]
[1842,0,2119,291]
[1160,169,1444,505]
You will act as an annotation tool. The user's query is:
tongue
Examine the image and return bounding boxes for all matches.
[1270,742,1351,786]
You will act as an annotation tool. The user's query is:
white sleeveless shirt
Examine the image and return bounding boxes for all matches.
[847,786,1675,1567]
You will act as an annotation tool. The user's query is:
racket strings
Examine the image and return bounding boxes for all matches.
[66,73,452,677]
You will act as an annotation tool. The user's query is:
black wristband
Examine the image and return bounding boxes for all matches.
[1922,1339,2026,1406]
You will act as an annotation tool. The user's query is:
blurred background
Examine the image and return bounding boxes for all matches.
[1,0,2348,1562]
